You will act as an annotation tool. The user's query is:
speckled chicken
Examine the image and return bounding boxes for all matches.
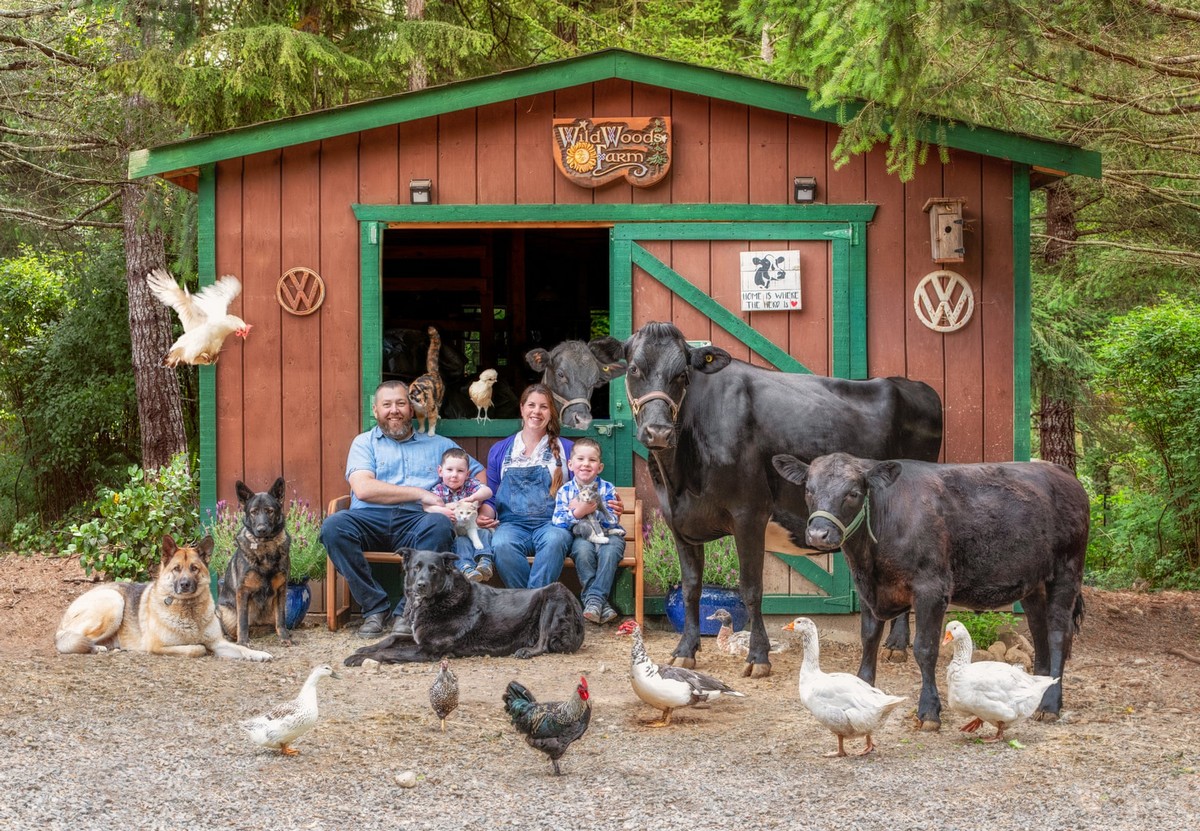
[240,664,338,755]
[502,677,591,775]
[468,368,499,422]
[706,608,789,658]
[616,619,746,727]
[429,659,459,732]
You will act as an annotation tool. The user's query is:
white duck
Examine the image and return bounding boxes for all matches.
[146,268,251,366]
[616,619,746,727]
[706,608,789,658]
[943,620,1058,742]
[240,664,339,755]
[784,617,907,757]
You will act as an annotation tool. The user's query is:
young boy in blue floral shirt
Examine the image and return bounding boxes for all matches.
[429,448,496,581]
[552,438,625,624]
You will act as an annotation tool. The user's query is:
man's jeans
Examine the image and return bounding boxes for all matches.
[320,506,453,617]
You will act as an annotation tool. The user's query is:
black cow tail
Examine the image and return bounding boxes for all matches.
[1072,591,1085,634]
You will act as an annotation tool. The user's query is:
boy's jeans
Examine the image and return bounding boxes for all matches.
[571,535,625,607]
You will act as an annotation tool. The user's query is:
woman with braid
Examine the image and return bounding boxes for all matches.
[484,384,577,588]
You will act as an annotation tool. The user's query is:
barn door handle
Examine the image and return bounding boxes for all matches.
[595,422,625,436]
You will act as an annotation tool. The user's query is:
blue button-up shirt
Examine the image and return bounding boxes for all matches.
[345,426,482,512]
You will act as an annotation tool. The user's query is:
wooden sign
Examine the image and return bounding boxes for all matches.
[276,267,325,316]
[914,270,974,332]
[552,117,671,188]
[740,250,801,311]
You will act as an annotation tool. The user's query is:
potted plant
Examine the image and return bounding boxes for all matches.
[207,496,328,629]
[642,510,747,635]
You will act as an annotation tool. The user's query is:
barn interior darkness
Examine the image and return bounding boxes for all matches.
[381,227,612,421]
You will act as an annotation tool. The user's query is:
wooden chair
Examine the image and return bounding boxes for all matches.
[324,486,644,630]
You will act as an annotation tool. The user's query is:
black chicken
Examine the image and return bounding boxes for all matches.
[502,676,592,776]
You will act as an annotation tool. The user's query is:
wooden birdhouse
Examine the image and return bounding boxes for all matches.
[923,197,966,263]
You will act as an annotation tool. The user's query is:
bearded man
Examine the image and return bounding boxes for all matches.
[320,380,488,638]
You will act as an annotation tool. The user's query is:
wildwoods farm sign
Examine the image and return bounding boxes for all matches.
[552,117,671,188]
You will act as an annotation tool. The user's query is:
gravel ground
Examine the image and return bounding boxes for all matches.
[1,553,1199,831]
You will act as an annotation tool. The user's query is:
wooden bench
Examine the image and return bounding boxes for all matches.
[324,486,644,630]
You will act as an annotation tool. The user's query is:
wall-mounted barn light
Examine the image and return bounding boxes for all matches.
[409,178,433,205]
[793,176,817,204]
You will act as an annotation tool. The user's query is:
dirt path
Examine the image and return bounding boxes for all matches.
[2,553,1198,830]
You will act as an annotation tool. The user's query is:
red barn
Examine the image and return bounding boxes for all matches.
[130,50,1100,618]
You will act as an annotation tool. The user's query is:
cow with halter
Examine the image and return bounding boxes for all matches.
[526,340,627,431]
[617,322,943,678]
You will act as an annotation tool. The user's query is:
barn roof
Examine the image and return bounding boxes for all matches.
[129,48,1101,183]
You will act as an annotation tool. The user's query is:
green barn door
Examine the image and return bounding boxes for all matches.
[609,217,871,616]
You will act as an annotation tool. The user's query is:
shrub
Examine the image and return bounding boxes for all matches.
[206,496,328,583]
[641,509,740,593]
[946,610,1019,650]
[65,453,200,581]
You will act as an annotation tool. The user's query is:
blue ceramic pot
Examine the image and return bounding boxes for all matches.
[285,580,312,630]
[664,585,748,635]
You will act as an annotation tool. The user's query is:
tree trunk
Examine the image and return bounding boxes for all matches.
[1043,180,1077,265]
[1038,393,1077,473]
[406,0,427,91]
[122,181,187,470]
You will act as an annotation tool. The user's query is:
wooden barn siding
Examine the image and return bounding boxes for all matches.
[213,80,1017,611]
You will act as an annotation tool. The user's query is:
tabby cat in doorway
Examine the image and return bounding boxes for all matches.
[409,326,446,436]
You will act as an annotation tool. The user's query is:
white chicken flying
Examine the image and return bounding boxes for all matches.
[616,619,746,727]
[468,368,499,422]
[784,617,907,757]
[943,620,1058,742]
[146,268,251,366]
[240,664,339,755]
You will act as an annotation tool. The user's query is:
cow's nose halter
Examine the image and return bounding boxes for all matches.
[626,386,686,423]
[551,390,592,417]
[808,493,878,544]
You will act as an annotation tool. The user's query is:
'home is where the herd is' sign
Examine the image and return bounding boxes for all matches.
[552,117,671,188]
[740,250,802,312]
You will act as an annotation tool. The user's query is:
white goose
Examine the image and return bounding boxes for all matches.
[706,608,789,658]
[616,619,746,727]
[943,620,1058,742]
[784,617,907,757]
[240,664,339,755]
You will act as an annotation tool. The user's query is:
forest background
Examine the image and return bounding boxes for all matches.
[1,0,1197,589]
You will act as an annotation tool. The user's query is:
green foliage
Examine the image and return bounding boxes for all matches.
[1090,295,1200,577]
[641,510,741,592]
[206,496,328,583]
[0,245,139,534]
[946,610,1019,650]
[65,455,200,581]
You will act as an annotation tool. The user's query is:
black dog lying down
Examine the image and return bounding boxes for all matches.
[345,548,585,665]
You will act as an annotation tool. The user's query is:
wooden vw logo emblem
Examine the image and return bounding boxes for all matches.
[276,267,325,316]
[914,270,974,333]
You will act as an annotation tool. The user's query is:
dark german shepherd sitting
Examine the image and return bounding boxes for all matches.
[216,477,293,646]
[345,549,585,665]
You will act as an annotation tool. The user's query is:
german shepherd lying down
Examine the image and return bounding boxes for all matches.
[345,548,585,665]
[56,535,272,661]
[215,477,292,646]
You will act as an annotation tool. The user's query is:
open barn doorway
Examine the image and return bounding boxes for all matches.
[380,227,612,421]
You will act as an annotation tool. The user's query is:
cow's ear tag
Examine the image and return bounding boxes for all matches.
[705,354,713,363]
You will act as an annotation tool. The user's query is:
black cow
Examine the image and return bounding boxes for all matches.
[773,451,1088,728]
[527,340,626,430]
[620,322,943,677]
